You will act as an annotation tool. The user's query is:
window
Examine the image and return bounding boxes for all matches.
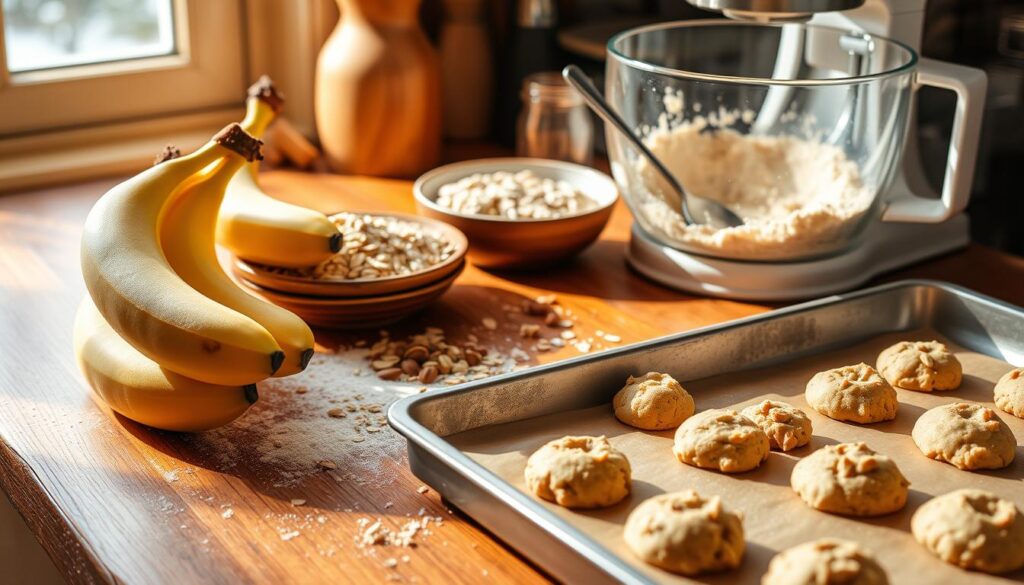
[3,0,177,73]
[0,0,334,193]
[0,0,244,137]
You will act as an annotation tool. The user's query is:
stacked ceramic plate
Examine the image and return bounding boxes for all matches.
[231,212,468,329]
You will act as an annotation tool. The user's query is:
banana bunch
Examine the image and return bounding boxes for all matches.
[216,76,341,268]
[76,123,316,432]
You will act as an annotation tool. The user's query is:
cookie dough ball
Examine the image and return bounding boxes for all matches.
[524,435,631,509]
[911,489,1024,574]
[673,409,769,473]
[911,402,1016,470]
[994,367,1024,419]
[805,364,897,424]
[613,372,695,430]
[762,539,889,585]
[741,400,812,452]
[877,340,962,392]
[790,442,909,516]
[624,490,744,576]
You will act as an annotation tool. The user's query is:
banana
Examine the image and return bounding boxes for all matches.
[81,124,285,386]
[159,151,315,377]
[74,298,258,432]
[216,76,341,268]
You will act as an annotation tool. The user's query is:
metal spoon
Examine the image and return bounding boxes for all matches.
[562,65,744,229]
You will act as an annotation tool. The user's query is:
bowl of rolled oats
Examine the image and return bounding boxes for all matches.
[236,266,463,329]
[414,158,617,268]
[231,211,468,299]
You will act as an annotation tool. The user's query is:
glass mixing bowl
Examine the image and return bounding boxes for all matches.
[605,21,917,261]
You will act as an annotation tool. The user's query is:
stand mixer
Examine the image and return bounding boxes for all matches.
[615,0,987,300]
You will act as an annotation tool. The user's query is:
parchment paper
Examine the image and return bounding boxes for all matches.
[449,329,1024,584]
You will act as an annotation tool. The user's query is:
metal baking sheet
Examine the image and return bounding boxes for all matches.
[388,280,1024,584]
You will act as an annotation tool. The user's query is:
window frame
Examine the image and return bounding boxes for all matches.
[0,0,246,138]
[0,0,336,193]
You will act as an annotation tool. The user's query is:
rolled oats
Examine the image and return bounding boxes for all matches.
[261,213,456,279]
[436,170,596,220]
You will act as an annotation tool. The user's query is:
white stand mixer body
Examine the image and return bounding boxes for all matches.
[624,0,985,301]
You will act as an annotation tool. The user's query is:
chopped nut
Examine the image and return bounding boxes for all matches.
[856,457,879,473]
[560,330,576,340]
[418,365,439,384]
[465,349,482,366]
[371,356,400,370]
[317,460,337,470]
[437,354,454,374]
[403,345,430,362]
[603,334,622,343]
[417,485,430,494]
[400,359,421,376]
[520,324,541,338]
[327,408,347,419]
[482,317,498,330]
[377,367,403,381]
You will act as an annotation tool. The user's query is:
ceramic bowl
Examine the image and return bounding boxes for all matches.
[230,212,468,298]
[238,261,464,330]
[413,158,618,269]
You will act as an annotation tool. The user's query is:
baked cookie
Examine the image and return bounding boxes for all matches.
[911,489,1024,574]
[805,364,898,424]
[624,490,744,576]
[790,442,909,516]
[613,372,695,430]
[994,367,1024,419]
[524,435,631,509]
[673,409,770,473]
[876,340,962,392]
[911,402,1016,470]
[740,400,812,452]
[762,539,889,585]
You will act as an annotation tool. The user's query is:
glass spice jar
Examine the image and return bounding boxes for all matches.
[516,72,594,166]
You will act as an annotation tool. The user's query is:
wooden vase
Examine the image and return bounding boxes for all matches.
[315,0,442,178]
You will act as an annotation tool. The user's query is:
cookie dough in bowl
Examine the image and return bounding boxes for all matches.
[876,340,962,392]
[994,367,1024,418]
[911,402,1016,470]
[740,400,812,452]
[524,435,631,509]
[911,489,1024,574]
[762,539,889,585]
[673,409,770,473]
[624,490,744,576]
[613,372,695,431]
[805,363,898,424]
[790,442,909,516]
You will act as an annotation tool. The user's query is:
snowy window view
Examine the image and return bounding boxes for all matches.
[2,0,175,73]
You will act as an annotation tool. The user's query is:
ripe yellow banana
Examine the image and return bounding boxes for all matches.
[160,153,316,377]
[74,298,258,432]
[216,76,341,268]
[81,124,285,386]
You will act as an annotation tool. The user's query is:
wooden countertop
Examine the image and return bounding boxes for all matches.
[0,168,1022,585]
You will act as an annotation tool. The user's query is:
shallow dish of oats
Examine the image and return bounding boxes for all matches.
[414,158,618,269]
[231,211,468,298]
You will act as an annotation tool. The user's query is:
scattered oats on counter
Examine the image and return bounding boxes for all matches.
[353,294,622,385]
[436,170,596,220]
[264,212,456,280]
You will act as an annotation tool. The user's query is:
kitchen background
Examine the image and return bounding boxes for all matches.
[3,0,1021,255]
